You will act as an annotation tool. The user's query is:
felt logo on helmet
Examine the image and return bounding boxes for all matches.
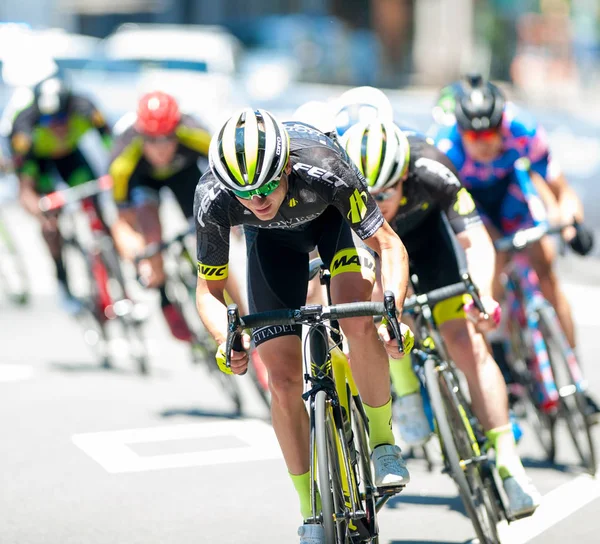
[330,247,375,280]
[197,263,228,280]
[347,189,368,223]
[453,188,476,216]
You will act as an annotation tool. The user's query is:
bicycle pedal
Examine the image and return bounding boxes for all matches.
[376,484,405,496]
[508,504,539,522]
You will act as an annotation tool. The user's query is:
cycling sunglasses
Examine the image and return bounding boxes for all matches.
[231,178,281,200]
[39,112,68,126]
[372,188,398,202]
[461,128,501,142]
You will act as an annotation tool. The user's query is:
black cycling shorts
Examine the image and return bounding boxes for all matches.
[401,211,470,324]
[126,163,201,219]
[245,206,372,346]
[25,149,95,194]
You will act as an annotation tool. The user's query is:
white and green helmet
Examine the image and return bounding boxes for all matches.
[208,108,289,194]
[341,120,410,192]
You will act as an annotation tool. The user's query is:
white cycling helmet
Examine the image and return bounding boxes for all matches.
[333,86,394,139]
[341,120,410,192]
[291,100,335,134]
[209,108,289,195]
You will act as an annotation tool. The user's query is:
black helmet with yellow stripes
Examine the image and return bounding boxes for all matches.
[209,108,289,198]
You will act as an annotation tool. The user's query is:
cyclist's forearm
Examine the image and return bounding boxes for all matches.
[364,223,409,310]
[136,203,162,245]
[457,226,495,297]
[196,280,230,345]
[111,215,145,260]
[558,184,584,223]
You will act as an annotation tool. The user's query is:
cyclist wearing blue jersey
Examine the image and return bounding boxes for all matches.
[433,74,598,418]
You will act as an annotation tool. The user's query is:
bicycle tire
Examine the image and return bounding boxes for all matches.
[538,305,597,475]
[100,240,150,375]
[351,395,379,542]
[62,239,111,367]
[315,390,350,543]
[509,312,557,462]
[0,216,29,305]
[424,357,500,544]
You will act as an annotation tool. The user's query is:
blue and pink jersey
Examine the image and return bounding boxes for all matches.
[433,102,559,190]
[432,103,556,235]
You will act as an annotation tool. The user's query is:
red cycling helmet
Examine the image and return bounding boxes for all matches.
[135,91,181,136]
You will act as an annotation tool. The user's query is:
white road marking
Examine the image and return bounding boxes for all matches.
[497,472,600,544]
[72,420,282,473]
[563,283,600,329]
[0,364,34,382]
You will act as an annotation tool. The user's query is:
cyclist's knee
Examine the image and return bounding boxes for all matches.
[339,315,374,341]
[256,336,303,404]
[441,320,488,368]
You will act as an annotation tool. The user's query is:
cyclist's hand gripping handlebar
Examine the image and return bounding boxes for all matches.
[224,304,248,376]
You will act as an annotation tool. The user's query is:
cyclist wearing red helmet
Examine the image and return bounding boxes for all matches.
[109,91,217,341]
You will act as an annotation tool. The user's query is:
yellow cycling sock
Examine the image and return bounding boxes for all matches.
[486,424,526,480]
[389,354,420,398]
[364,397,395,450]
[290,470,321,520]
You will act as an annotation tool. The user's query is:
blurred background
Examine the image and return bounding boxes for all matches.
[1,0,600,112]
[1,3,600,544]
[2,0,599,235]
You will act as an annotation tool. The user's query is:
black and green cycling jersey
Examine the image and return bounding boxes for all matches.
[8,94,111,193]
[9,94,111,167]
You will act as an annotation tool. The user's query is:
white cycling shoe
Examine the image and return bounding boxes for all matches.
[372,444,410,487]
[503,475,542,518]
[395,392,432,447]
[298,523,324,544]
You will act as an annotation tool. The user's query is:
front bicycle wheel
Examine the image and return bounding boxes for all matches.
[0,215,29,305]
[424,358,500,544]
[62,239,110,367]
[538,305,597,475]
[509,319,557,462]
[315,390,348,543]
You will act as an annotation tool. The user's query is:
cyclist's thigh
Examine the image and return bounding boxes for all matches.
[316,207,376,304]
[245,226,310,347]
[527,236,556,275]
[166,164,202,219]
[403,212,469,326]
[54,149,95,187]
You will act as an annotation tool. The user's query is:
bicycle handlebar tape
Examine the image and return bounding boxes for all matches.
[423,283,467,307]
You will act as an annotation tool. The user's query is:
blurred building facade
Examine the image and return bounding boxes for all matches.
[1,0,599,92]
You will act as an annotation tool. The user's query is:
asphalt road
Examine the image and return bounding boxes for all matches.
[1,88,600,544]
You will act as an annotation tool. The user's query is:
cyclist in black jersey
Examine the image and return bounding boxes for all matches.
[9,75,112,313]
[341,119,541,518]
[195,109,413,543]
[108,91,221,341]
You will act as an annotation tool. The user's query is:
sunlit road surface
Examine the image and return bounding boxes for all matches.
[1,89,600,544]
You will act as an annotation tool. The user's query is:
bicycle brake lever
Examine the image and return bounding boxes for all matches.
[383,290,404,353]
[227,304,248,376]
[461,273,488,319]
